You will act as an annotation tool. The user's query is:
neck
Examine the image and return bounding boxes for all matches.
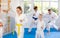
[18,13,22,16]
[35,11,37,12]
[39,19,42,21]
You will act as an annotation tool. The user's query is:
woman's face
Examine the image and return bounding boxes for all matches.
[39,15,42,20]
[16,8,22,14]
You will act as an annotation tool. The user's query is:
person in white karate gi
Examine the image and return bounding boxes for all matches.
[0,5,3,38]
[55,14,60,30]
[15,6,27,38]
[0,19,3,38]
[32,6,40,21]
[28,6,40,32]
[35,14,45,38]
[44,9,58,33]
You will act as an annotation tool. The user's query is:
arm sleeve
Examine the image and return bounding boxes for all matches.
[22,15,28,24]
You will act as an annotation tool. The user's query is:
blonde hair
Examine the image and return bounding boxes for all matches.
[39,14,43,16]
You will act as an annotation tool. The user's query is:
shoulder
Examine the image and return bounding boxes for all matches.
[22,14,26,16]
[52,12,57,16]
[21,14,27,18]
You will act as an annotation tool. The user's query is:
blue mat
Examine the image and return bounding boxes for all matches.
[3,31,17,38]
[3,28,60,38]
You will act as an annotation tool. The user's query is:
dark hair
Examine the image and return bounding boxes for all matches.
[34,6,38,10]
[17,6,22,11]
[48,9,51,11]
[0,5,1,7]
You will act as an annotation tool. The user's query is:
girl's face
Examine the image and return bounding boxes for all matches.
[39,14,42,20]
[16,8,22,14]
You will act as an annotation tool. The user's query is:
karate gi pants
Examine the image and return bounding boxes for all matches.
[35,28,44,38]
[16,24,24,38]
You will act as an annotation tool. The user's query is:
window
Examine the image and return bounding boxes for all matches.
[42,2,49,13]
[34,0,58,14]
[42,0,50,1]
[24,0,32,1]
[1,0,58,14]
[24,0,58,14]
[50,0,58,1]
[50,2,58,9]
[24,1,33,13]
[1,0,8,10]
[34,2,41,12]
[34,0,41,1]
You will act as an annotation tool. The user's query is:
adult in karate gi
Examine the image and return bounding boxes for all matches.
[15,6,27,38]
[35,14,45,38]
[44,9,58,33]
[55,14,60,30]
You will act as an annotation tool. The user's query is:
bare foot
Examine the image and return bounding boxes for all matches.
[47,31,50,35]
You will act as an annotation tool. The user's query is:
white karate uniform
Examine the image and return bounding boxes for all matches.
[55,15,60,28]
[0,19,3,38]
[15,13,27,38]
[0,12,8,35]
[27,13,34,32]
[1,12,10,35]
[44,12,58,31]
[0,27,3,38]
[35,19,45,38]
[33,11,40,19]
[28,11,40,32]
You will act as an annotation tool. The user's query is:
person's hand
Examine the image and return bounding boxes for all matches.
[32,20,35,23]
[41,26,43,29]
[20,20,23,22]
[3,10,8,13]
[0,22,3,27]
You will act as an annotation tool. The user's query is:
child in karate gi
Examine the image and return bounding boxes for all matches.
[32,6,39,20]
[15,6,27,38]
[28,6,39,32]
[0,19,3,38]
[35,14,45,38]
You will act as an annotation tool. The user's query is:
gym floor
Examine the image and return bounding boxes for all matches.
[3,28,60,38]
